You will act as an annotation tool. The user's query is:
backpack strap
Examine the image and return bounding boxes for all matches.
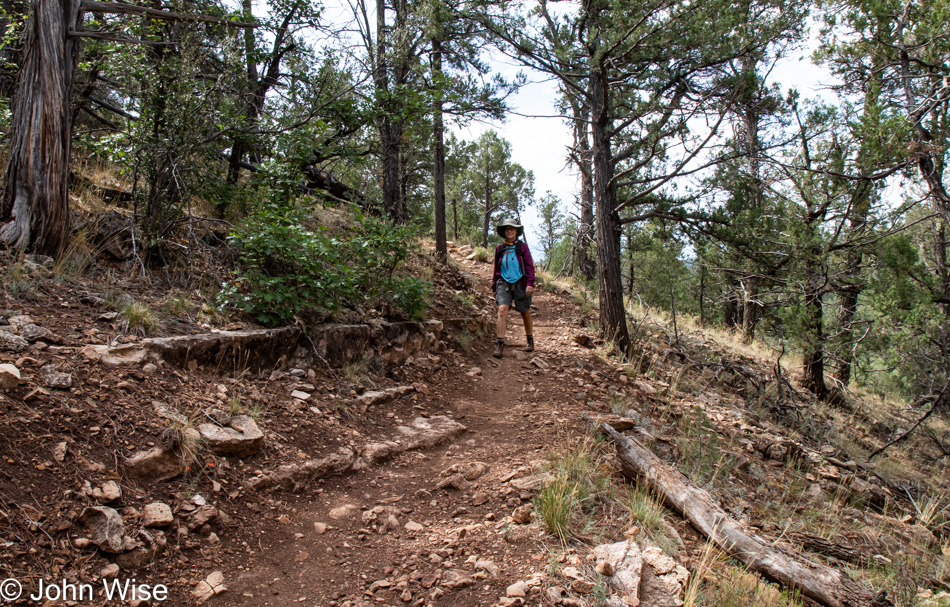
[500,240,525,268]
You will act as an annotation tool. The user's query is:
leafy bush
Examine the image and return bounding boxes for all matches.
[390,276,430,321]
[219,202,430,324]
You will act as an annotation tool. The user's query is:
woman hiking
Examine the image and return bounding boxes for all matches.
[491,218,536,358]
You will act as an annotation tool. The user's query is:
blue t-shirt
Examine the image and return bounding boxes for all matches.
[500,243,523,284]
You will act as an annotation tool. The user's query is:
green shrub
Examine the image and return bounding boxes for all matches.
[391,276,430,320]
[218,202,430,324]
[534,476,579,541]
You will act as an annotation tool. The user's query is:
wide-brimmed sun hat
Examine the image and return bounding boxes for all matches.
[496,218,524,238]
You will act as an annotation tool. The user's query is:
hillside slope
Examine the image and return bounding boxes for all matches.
[0,245,947,607]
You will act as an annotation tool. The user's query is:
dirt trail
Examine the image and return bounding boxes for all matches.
[221,260,618,607]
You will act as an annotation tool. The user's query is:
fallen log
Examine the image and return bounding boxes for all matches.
[786,531,873,568]
[601,423,892,607]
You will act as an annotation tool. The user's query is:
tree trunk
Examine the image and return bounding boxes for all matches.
[452,198,458,241]
[481,159,491,248]
[723,294,739,330]
[0,0,82,256]
[602,423,892,607]
[431,39,447,263]
[375,0,402,223]
[574,96,595,281]
[590,66,630,354]
[834,178,872,387]
[699,263,707,326]
[626,226,634,299]
[802,255,829,399]
[933,220,950,371]
[225,0,259,190]
[741,276,759,344]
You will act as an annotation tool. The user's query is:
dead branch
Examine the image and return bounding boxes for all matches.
[601,423,892,607]
[869,378,950,460]
[786,531,874,567]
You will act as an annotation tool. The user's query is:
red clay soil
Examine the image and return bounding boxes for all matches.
[214,262,626,607]
[0,252,633,607]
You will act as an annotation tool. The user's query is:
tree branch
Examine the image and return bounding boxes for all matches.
[80,1,257,27]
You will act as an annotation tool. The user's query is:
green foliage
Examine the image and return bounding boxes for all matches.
[625,485,666,534]
[696,566,804,607]
[390,276,430,321]
[535,440,611,541]
[537,191,566,268]
[445,130,535,247]
[676,407,735,487]
[472,246,491,262]
[219,202,430,324]
[622,221,698,318]
[534,475,579,541]
[854,228,950,398]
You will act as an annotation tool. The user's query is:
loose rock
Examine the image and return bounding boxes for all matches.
[78,507,127,553]
[92,481,122,503]
[0,332,28,353]
[19,323,52,343]
[142,503,174,527]
[441,570,474,590]
[184,505,219,530]
[0,364,21,389]
[592,540,644,599]
[511,504,532,524]
[197,415,264,457]
[506,581,529,597]
[639,545,690,607]
[193,571,227,603]
[124,446,186,483]
[329,504,359,520]
[52,442,67,462]
[40,364,73,389]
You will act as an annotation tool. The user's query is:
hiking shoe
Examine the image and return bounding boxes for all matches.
[524,336,535,352]
[492,342,504,358]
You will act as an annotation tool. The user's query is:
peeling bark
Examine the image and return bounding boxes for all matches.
[0,0,82,256]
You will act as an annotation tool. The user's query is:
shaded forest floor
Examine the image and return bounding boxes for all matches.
[1,242,949,607]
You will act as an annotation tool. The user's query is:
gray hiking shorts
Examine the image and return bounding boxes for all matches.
[495,279,532,313]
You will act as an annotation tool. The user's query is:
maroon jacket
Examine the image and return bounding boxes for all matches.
[492,240,535,292]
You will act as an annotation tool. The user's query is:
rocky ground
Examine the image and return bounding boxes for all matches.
[1,245,948,607]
